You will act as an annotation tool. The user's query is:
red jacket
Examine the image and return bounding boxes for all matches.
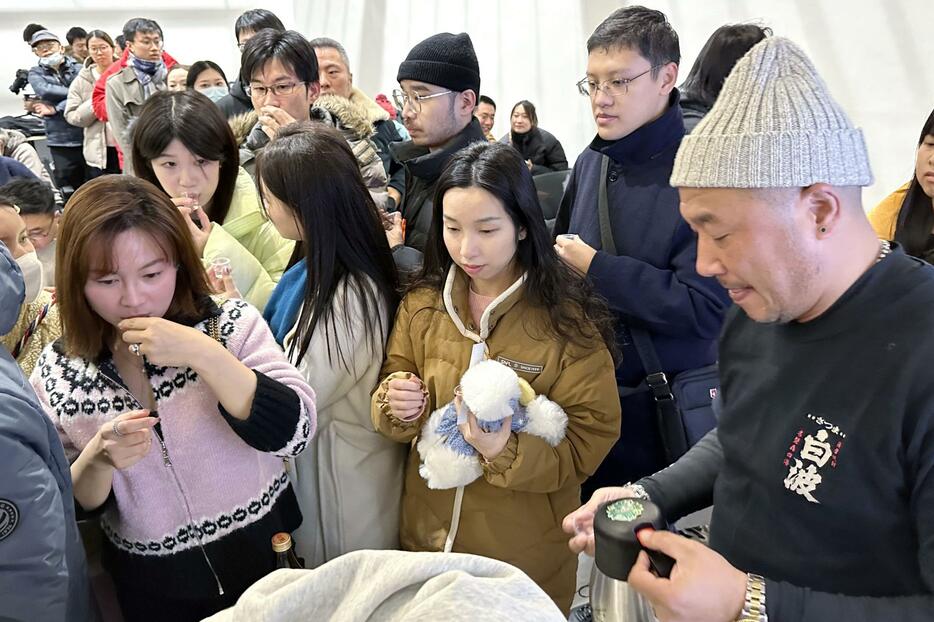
[91,49,177,122]
[91,49,177,169]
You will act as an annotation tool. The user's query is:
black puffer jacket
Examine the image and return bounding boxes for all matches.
[500,127,568,175]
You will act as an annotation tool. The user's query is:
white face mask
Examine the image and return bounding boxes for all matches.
[15,251,44,304]
[39,52,64,67]
[198,85,229,103]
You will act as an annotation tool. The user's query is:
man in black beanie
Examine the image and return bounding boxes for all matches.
[389,32,486,253]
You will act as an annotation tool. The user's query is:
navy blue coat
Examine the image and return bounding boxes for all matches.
[554,91,730,483]
[27,57,84,147]
[555,91,729,386]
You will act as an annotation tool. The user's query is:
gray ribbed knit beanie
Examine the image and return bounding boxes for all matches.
[670,36,873,188]
[397,32,480,95]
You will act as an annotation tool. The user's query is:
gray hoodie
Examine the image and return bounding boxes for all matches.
[0,242,94,622]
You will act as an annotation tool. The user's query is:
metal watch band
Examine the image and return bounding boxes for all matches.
[737,573,767,622]
[625,482,651,500]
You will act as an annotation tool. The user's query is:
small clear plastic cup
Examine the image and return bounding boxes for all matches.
[210,257,231,279]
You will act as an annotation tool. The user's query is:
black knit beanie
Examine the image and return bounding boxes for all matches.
[397,32,480,95]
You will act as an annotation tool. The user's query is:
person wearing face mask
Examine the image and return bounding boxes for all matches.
[26,29,86,198]
[0,178,59,283]
[0,196,60,377]
[133,90,293,311]
[0,178,62,284]
[187,60,230,103]
[65,29,121,176]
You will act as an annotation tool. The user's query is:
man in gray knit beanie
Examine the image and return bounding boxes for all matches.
[566,36,934,621]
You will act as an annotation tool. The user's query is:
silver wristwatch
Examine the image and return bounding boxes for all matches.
[737,573,767,621]
[624,482,651,500]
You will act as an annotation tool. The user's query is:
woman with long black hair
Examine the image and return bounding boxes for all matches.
[870,108,934,261]
[371,141,620,613]
[257,122,405,567]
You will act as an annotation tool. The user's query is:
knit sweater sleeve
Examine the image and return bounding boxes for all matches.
[217,301,316,457]
[29,346,80,463]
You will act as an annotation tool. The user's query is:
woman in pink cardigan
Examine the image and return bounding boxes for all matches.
[29,175,316,622]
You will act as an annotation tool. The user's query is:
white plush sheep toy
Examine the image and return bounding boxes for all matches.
[416,359,569,489]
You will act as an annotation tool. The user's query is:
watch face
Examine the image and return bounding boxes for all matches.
[605,498,644,522]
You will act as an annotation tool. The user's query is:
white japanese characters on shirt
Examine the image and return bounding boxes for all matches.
[782,414,846,504]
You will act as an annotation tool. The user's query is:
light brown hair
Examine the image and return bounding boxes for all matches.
[57,175,213,360]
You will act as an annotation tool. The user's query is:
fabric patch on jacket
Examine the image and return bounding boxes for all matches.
[495,356,544,374]
[0,499,18,541]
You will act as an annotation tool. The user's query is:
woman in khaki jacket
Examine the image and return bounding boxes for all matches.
[371,142,621,613]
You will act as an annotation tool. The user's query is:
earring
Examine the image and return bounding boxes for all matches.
[819,227,827,234]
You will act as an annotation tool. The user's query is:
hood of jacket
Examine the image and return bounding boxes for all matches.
[347,87,390,126]
[0,129,27,157]
[230,110,259,147]
[0,242,25,335]
[311,93,375,140]
[229,92,385,146]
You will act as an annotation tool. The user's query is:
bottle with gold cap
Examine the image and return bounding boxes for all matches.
[271,532,304,569]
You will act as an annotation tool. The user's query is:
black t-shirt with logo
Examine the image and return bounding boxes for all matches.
[708,247,934,619]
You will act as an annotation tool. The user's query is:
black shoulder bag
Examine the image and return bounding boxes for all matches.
[597,155,720,462]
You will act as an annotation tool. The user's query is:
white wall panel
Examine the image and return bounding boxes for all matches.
[0,0,931,207]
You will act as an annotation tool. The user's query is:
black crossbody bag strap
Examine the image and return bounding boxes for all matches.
[597,154,689,460]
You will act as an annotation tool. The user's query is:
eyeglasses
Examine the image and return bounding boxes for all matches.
[392,88,453,113]
[245,81,306,98]
[133,37,163,49]
[89,46,112,55]
[33,42,59,54]
[576,66,661,98]
[27,223,56,241]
